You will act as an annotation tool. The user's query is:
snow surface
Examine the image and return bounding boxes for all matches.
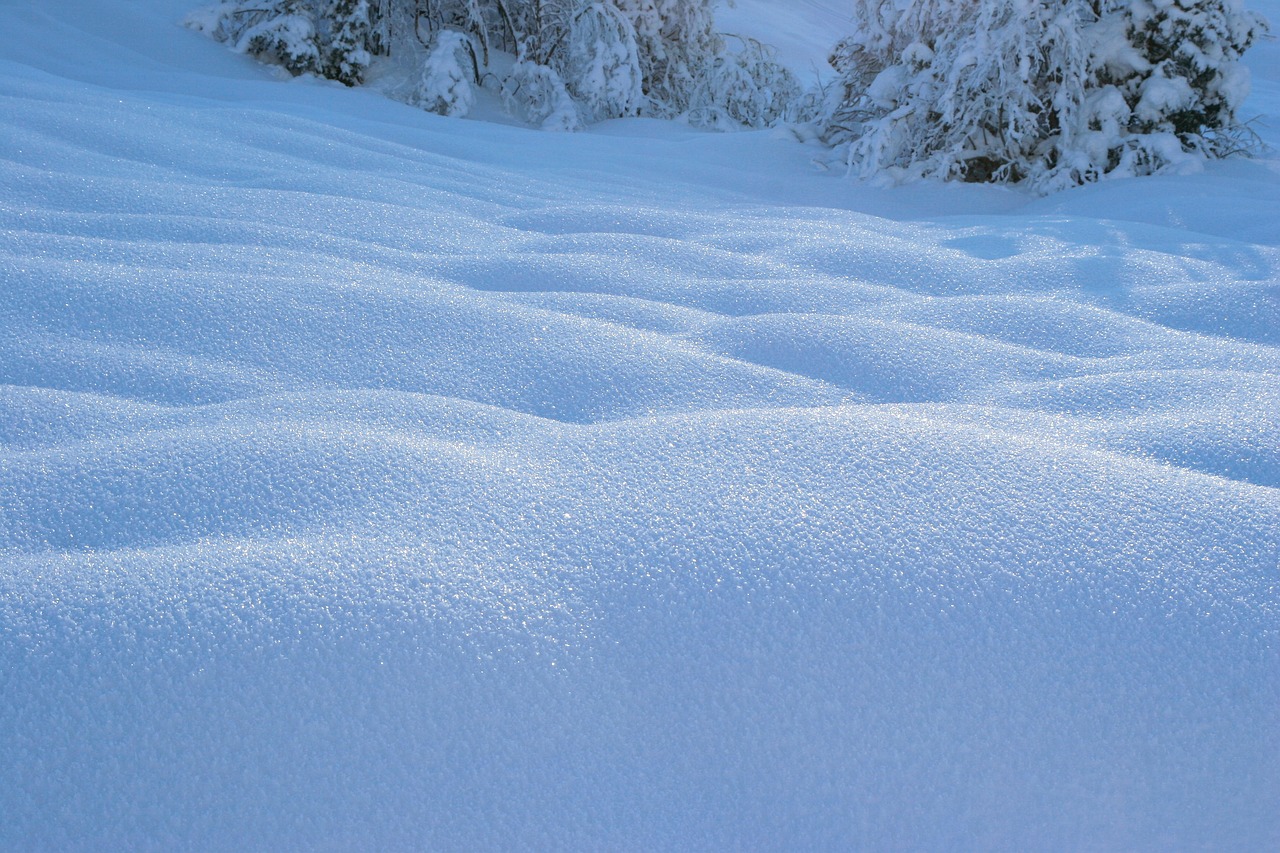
[716,0,854,82]
[2,0,1279,849]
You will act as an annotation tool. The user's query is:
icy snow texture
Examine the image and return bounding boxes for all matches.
[1,0,1279,849]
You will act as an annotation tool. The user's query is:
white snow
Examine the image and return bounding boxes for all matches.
[1135,72,1196,122]
[717,0,853,83]
[1,0,1278,850]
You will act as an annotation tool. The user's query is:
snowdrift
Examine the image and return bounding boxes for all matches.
[1,0,1278,849]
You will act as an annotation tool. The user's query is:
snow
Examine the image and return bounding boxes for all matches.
[1,0,1279,849]
[1135,73,1195,122]
[717,0,852,83]
[412,30,476,118]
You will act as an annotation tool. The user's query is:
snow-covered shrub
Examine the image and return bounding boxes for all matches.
[1107,0,1262,145]
[502,59,582,129]
[823,0,1268,190]
[412,0,495,61]
[691,35,804,129]
[411,29,478,116]
[186,0,324,76]
[464,0,679,120]
[188,0,809,130]
[557,2,644,123]
[611,0,720,115]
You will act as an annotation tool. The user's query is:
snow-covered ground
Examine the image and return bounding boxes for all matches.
[2,0,1278,849]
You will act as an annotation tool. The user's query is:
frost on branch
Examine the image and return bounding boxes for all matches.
[822,0,1268,191]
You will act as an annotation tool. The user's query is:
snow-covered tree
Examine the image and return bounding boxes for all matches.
[557,3,644,123]
[188,0,808,130]
[187,0,323,76]
[414,0,493,59]
[611,0,719,115]
[322,0,375,84]
[411,29,478,115]
[502,58,583,129]
[823,0,1268,191]
[692,35,804,129]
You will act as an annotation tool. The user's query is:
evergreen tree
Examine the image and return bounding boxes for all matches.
[323,0,375,85]
[822,0,1267,191]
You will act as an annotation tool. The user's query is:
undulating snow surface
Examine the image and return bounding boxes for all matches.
[2,0,1279,849]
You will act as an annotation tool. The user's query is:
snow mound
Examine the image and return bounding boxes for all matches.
[1,0,1278,849]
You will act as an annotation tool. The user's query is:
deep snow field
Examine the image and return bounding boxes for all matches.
[2,0,1279,849]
